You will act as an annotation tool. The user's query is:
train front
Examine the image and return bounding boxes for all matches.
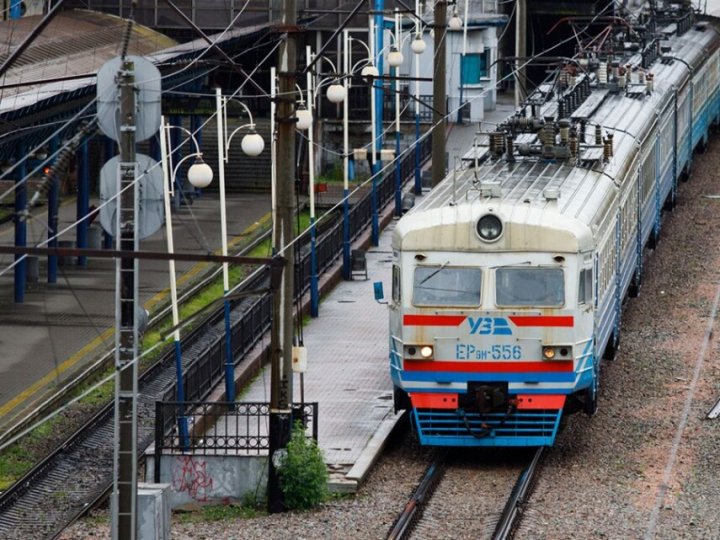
[388,201,595,447]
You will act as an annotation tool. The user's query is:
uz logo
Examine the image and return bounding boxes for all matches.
[468,317,512,335]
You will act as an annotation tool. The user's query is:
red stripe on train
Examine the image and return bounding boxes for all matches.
[403,314,466,326]
[508,315,574,327]
[410,393,459,409]
[403,361,574,372]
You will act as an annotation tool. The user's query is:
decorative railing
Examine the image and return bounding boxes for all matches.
[154,401,318,462]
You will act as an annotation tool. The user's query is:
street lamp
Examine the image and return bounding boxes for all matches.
[448,8,463,31]
[297,50,352,307]
[297,49,319,316]
[159,115,213,449]
[215,87,265,405]
[387,10,424,215]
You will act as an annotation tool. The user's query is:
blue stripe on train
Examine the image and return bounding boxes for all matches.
[412,408,563,447]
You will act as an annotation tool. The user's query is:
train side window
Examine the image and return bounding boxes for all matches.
[578,268,593,305]
[392,264,401,303]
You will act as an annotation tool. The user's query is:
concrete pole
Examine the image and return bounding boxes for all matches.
[268,0,297,513]
[112,58,139,540]
[431,0,448,188]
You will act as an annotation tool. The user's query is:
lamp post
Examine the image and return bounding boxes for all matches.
[159,116,213,449]
[298,51,348,302]
[356,16,422,217]
[369,18,380,246]
[388,10,405,217]
[215,87,265,405]
[311,53,348,279]
[297,48,319,316]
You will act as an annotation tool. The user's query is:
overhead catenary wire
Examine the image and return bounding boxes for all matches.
[274,0,622,259]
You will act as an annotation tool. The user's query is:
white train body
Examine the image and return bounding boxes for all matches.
[387,7,720,446]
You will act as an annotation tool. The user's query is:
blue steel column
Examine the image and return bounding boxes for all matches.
[14,142,27,303]
[371,0,385,246]
[393,63,401,216]
[10,0,21,19]
[47,136,59,284]
[102,136,115,249]
[76,139,89,267]
[310,216,319,316]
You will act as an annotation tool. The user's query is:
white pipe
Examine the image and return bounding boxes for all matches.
[343,30,349,192]
[415,0,421,116]
[462,0,469,56]
[159,116,181,342]
[270,67,277,240]
[215,88,229,292]
[307,47,315,220]
[369,19,377,168]
[395,11,401,133]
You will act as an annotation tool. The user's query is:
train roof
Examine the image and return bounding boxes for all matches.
[394,9,720,256]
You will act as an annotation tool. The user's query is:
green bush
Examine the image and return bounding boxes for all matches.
[278,422,329,510]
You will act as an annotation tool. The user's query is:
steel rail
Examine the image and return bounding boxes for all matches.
[386,452,446,540]
[0,268,270,539]
[0,228,272,447]
[492,447,545,540]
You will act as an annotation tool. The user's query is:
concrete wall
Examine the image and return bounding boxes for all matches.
[145,450,268,509]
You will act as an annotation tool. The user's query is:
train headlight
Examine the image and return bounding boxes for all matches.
[476,214,503,242]
[404,344,434,360]
[542,346,572,360]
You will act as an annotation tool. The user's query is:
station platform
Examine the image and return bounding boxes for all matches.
[216,215,404,493]
[0,191,272,435]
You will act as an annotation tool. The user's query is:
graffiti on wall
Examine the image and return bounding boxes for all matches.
[171,456,214,502]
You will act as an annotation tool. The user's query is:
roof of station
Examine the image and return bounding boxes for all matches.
[0,9,270,156]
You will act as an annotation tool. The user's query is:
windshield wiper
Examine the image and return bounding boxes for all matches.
[418,261,450,286]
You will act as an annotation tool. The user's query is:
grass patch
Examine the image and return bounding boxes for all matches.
[0,446,34,490]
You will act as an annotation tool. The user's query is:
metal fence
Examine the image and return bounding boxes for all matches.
[155,401,318,461]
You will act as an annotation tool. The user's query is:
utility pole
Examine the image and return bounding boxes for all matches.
[113,59,139,539]
[515,0,527,108]
[267,0,297,513]
[431,0,447,188]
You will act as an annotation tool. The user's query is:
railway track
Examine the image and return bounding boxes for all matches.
[0,264,270,539]
[387,447,544,540]
[0,228,271,447]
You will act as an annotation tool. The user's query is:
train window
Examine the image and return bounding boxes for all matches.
[495,268,565,307]
[392,264,401,303]
[412,266,482,307]
[578,268,593,305]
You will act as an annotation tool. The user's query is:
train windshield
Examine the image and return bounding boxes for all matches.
[495,267,565,307]
[413,266,482,306]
